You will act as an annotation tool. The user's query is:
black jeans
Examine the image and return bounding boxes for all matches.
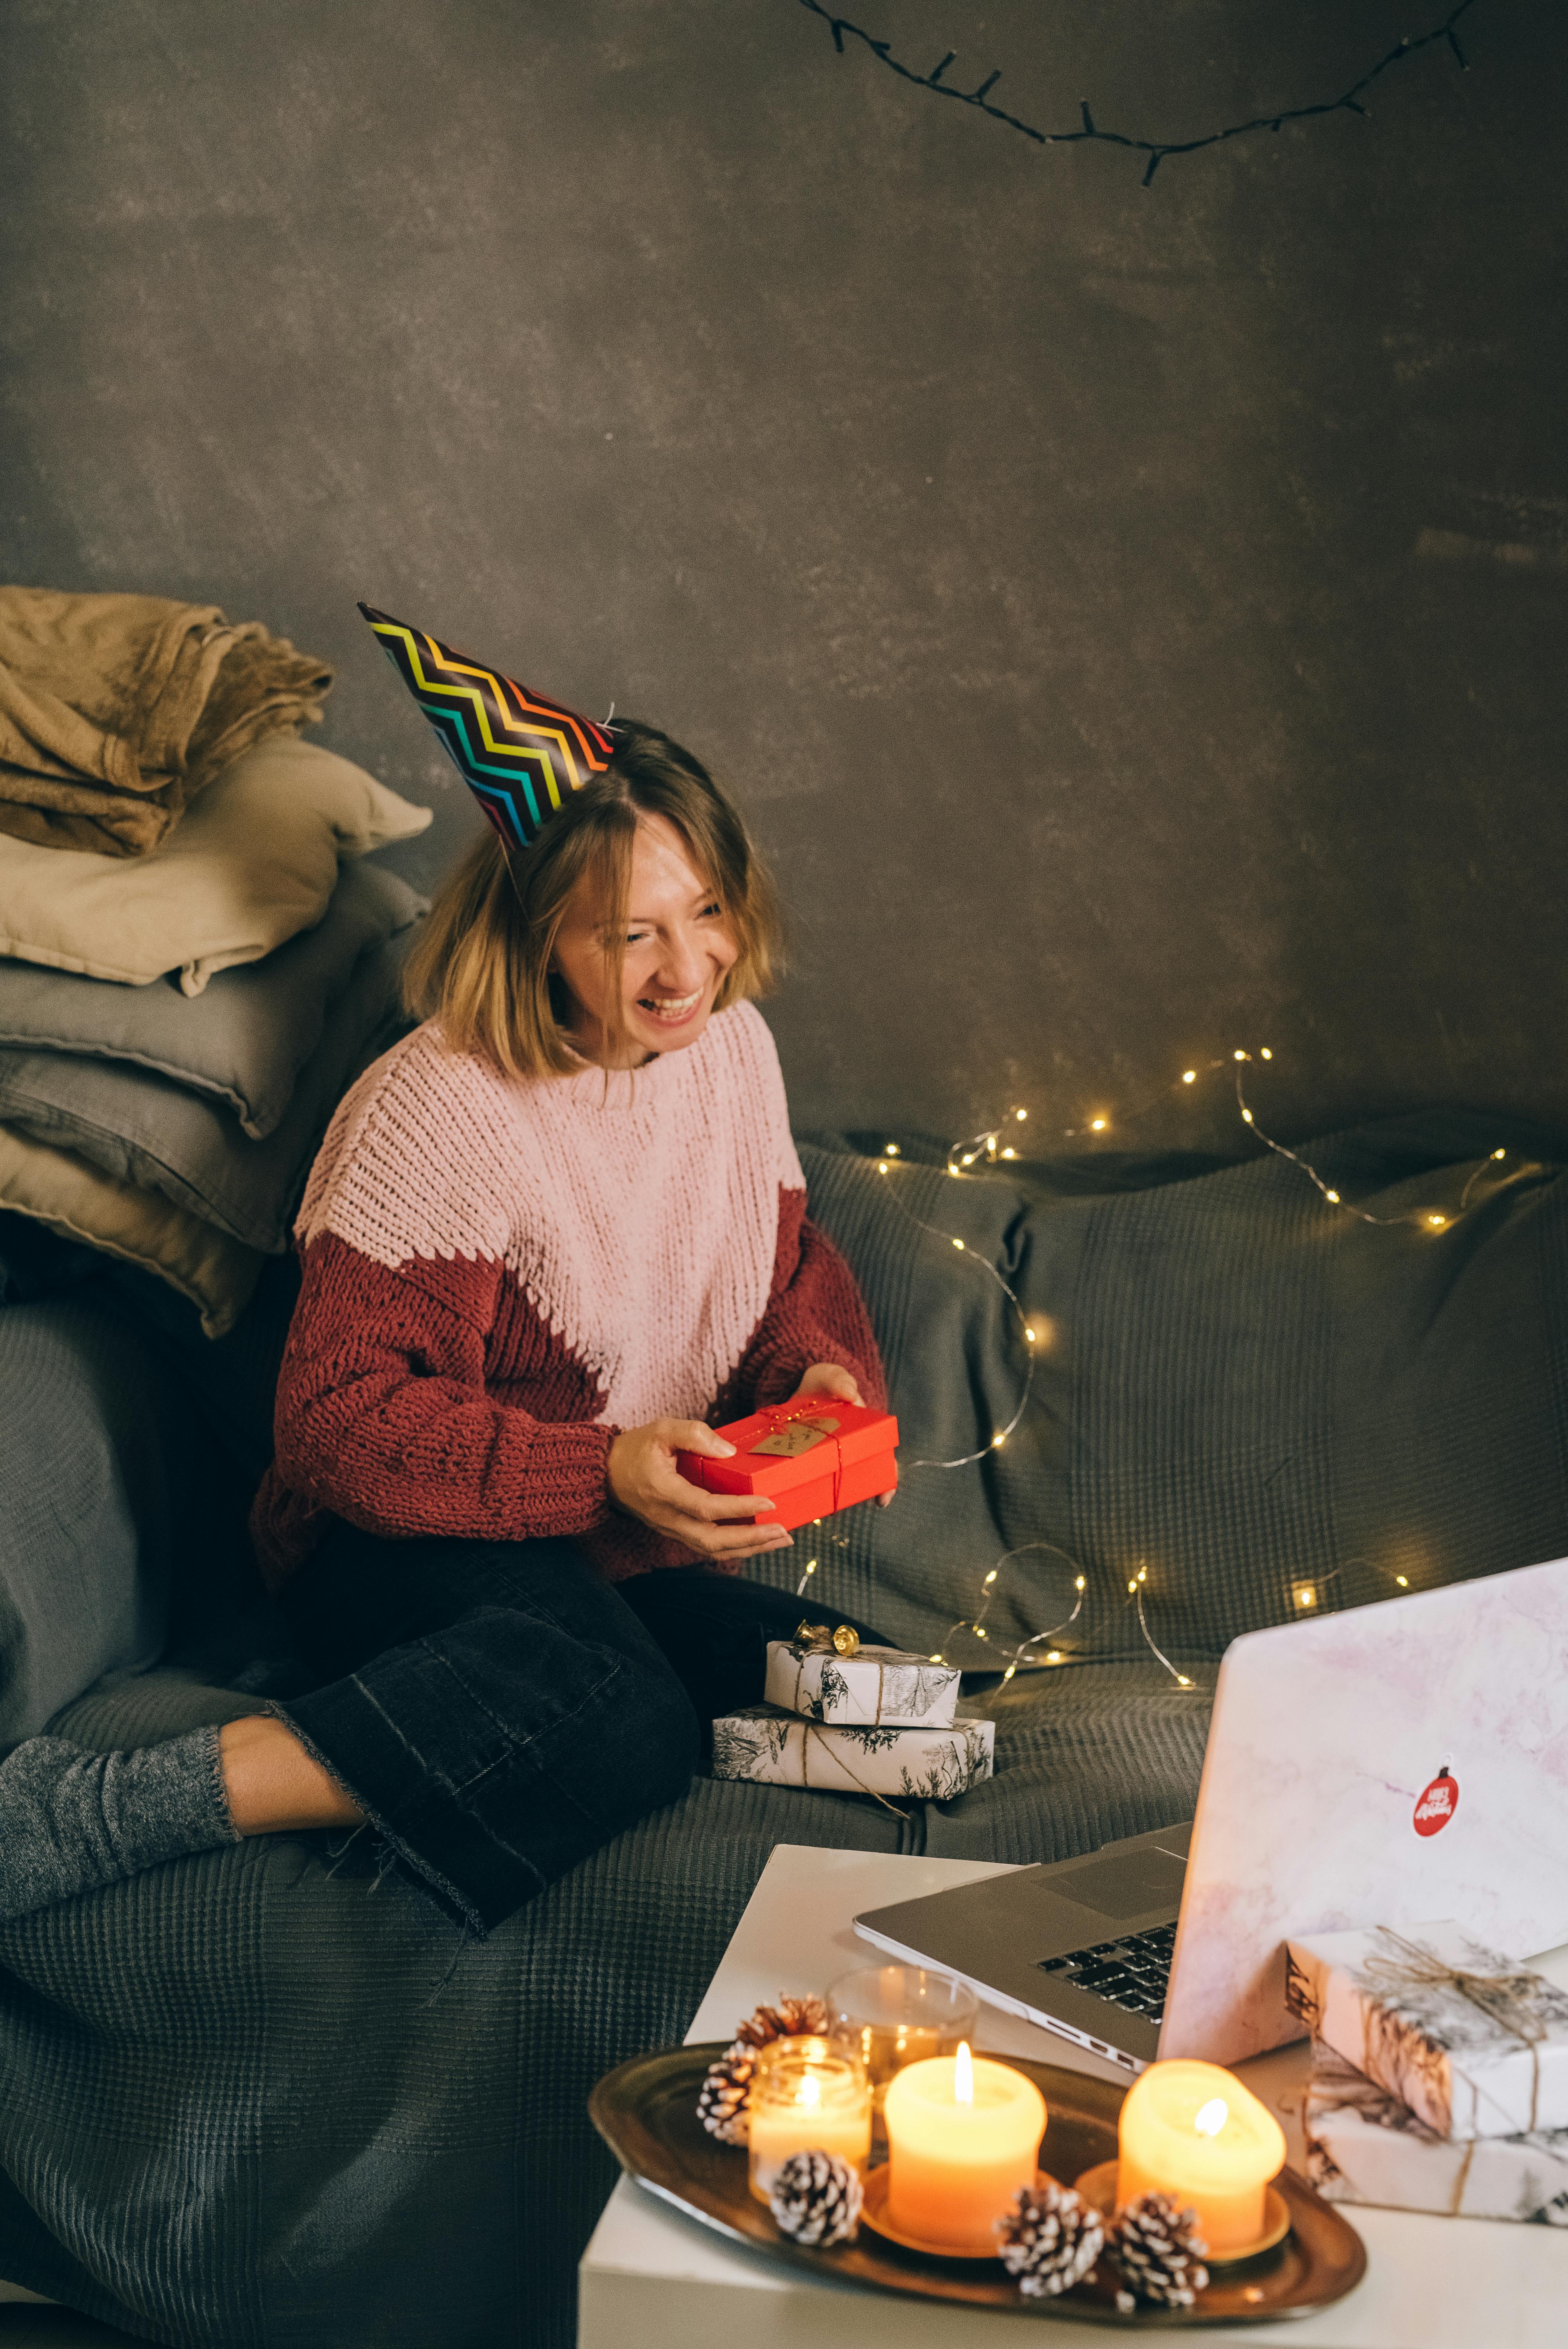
[276,1522,886,1932]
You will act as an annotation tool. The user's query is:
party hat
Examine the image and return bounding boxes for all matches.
[358,603,615,852]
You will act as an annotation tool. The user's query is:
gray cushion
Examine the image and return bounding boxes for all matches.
[790,1115,1568,1668]
[0,925,419,1254]
[0,1300,175,1748]
[0,861,424,1139]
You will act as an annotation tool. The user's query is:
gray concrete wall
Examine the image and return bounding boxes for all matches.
[3,0,1563,1150]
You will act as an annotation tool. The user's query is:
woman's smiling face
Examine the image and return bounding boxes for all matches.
[550,811,739,1068]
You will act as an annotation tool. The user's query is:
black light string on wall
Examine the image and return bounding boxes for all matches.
[794,0,1482,186]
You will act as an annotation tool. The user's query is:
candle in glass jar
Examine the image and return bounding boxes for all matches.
[1116,2060,1285,2254]
[882,2043,1046,2252]
[746,2037,872,2204]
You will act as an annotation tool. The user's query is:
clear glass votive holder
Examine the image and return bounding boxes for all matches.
[746,2035,873,2205]
[826,1964,980,2106]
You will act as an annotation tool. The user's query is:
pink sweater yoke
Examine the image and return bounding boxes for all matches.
[295,1000,807,1429]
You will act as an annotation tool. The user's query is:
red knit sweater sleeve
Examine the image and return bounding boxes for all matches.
[723,1189,887,1417]
[267,1233,615,1551]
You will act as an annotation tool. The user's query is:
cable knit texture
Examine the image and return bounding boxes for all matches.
[252,1002,884,1585]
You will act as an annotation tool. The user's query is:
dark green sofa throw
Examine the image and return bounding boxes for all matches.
[0,1113,1561,2346]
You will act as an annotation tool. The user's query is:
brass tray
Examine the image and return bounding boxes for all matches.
[589,2044,1368,2326]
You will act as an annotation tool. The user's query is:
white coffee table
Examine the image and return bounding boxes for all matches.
[579,1844,1567,2349]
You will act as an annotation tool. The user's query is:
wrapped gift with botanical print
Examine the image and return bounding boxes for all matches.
[1304,2042,1568,2222]
[763,1634,961,1729]
[1284,1922,1568,2139]
[710,1702,994,1802]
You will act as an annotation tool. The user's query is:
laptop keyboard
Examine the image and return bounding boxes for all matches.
[1035,1923,1176,2024]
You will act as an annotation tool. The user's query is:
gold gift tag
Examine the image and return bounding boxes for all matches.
[750,1414,840,1457]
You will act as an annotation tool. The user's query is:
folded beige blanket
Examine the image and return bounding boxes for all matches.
[0,588,334,856]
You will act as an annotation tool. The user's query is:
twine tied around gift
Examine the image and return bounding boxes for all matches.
[790,1720,911,1815]
[790,1623,922,1729]
[1304,2042,1480,2216]
[1362,1925,1557,2133]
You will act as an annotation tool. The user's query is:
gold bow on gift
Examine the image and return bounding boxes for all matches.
[793,1620,861,1658]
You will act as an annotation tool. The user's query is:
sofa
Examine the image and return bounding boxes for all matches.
[0,1107,1563,2346]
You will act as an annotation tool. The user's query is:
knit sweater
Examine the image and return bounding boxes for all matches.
[251,1001,884,1586]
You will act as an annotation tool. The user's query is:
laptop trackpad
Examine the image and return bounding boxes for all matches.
[1047,1848,1188,1918]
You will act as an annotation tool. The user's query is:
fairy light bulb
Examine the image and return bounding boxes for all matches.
[1090,1117,1107,1132]
[991,1432,1005,1448]
[1001,1146,1016,1158]
[1241,1109,1254,1124]
[953,1237,965,1251]
[1074,1576,1085,1592]
[1428,1213,1447,1228]
[1024,1326,1036,1343]
[1182,1070,1196,1084]
[885,1142,900,1156]
[1260,1048,1273,1060]
[984,1570,998,1586]
[1325,1189,1340,1203]
[877,1160,888,1174]
[1016,1110,1027,1122]
[1396,1574,1409,1588]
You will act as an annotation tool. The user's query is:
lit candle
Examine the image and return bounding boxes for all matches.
[882,2042,1047,2252]
[747,2037,872,2204]
[1116,2060,1285,2255]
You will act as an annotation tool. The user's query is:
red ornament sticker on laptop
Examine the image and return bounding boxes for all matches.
[1413,1767,1459,1836]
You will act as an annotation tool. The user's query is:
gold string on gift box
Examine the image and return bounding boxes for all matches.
[811,1049,1522,1690]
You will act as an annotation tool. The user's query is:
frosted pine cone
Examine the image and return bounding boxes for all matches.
[696,2048,755,2144]
[995,2180,1105,2297]
[733,1995,830,2050]
[1110,2192,1210,2308]
[768,2148,864,2247]
[698,1998,830,2144]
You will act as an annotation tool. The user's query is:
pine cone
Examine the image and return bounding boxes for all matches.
[1110,2192,1210,2308]
[995,2180,1105,2297]
[696,2047,755,2144]
[733,1995,830,2050]
[768,2148,864,2247]
[698,1998,832,2145]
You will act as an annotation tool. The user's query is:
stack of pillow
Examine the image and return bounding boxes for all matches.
[0,734,431,1335]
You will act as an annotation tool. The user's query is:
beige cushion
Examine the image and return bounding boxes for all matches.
[0,736,431,996]
[0,1122,262,1337]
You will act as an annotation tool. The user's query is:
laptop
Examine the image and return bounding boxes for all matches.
[854,1554,1568,2071]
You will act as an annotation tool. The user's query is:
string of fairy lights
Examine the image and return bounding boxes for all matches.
[796,1047,1521,1691]
[794,0,1483,188]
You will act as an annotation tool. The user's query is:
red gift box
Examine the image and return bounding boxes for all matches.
[676,1396,899,1533]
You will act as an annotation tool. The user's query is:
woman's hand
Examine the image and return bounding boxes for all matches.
[607,1420,794,1563]
[786,1363,894,1507]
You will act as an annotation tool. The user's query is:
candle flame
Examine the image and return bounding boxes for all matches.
[798,2075,820,2109]
[954,2041,974,2105]
[1194,2097,1228,2137]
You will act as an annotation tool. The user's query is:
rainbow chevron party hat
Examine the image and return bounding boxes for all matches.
[358,603,615,852]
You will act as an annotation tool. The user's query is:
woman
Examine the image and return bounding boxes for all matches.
[0,647,889,1934]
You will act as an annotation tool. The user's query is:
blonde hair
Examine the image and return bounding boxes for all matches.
[402,718,784,1080]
